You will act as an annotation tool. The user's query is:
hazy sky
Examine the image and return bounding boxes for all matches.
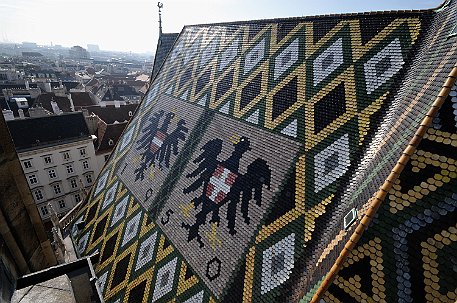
[0,0,443,53]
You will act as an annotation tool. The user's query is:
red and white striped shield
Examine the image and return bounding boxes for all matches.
[206,164,238,204]
[150,131,166,153]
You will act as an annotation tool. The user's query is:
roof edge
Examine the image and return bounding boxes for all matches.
[181,6,438,29]
[309,62,457,303]
[15,135,93,153]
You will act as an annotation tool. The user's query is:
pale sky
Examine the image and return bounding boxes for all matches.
[0,0,443,53]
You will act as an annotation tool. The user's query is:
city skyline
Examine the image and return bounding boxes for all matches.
[0,0,443,53]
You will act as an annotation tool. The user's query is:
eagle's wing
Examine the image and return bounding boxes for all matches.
[136,111,164,151]
[225,158,271,234]
[183,139,223,194]
[155,119,188,168]
[134,111,164,180]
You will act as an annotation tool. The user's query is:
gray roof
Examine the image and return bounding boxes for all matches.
[151,33,179,79]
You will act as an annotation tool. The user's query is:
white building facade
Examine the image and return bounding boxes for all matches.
[19,138,99,225]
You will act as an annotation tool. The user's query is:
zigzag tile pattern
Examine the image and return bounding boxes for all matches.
[71,2,457,302]
[322,83,457,303]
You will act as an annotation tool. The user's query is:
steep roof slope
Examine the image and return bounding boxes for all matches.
[71,2,457,303]
[152,33,179,78]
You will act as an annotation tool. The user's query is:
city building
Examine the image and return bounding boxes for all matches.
[7,113,99,229]
[94,121,127,167]
[4,2,457,302]
[96,83,141,103]
[87,44,100,53]
[69,46,90,59]
[33,92,74,114]
[83,103,138,167]
[0,68,23,83]
[70,91,98,110]
[1,82,40,116]
[22,52,44,58]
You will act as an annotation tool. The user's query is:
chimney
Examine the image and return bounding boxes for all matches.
[68,94,75,111]
[6,89,13,101]
[59,80,63,88]
[2,109,14,121]
[25,80,30,90]
[18,109,25,119]
[114,100,120,108]
[44,81,51,92]
[51,100,62,115]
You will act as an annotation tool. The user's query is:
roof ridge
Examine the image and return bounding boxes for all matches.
[182,8,435,29]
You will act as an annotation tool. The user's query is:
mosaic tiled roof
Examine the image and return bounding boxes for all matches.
[152,33,179,78]
[71,2,457,302]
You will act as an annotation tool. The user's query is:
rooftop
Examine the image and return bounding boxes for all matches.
[84,103,137,124]
[34,93,72,113]
[97,122,128,152]
[70,92,97,108]
[7,112,91,151]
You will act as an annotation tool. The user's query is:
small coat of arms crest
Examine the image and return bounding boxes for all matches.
[134,110,188,181]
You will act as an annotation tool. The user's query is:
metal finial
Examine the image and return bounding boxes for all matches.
[158,2,163,35]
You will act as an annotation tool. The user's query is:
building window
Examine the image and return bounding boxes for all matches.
[79,148,86,157]
[58,200,66,209]
[82,160,90,170]
[40,205,49,216]
[74,193,82,203]
[53,183,62,195]
[34,189,44,201]
[28,174,38,185]
[104,154,110,162]
[69,178,78,189]
[43,155,52,165]
[85,174,93,184]
[48,169,57,179]
[66,164,74,174]
[62,151,71,160]
[23,160,32,169]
